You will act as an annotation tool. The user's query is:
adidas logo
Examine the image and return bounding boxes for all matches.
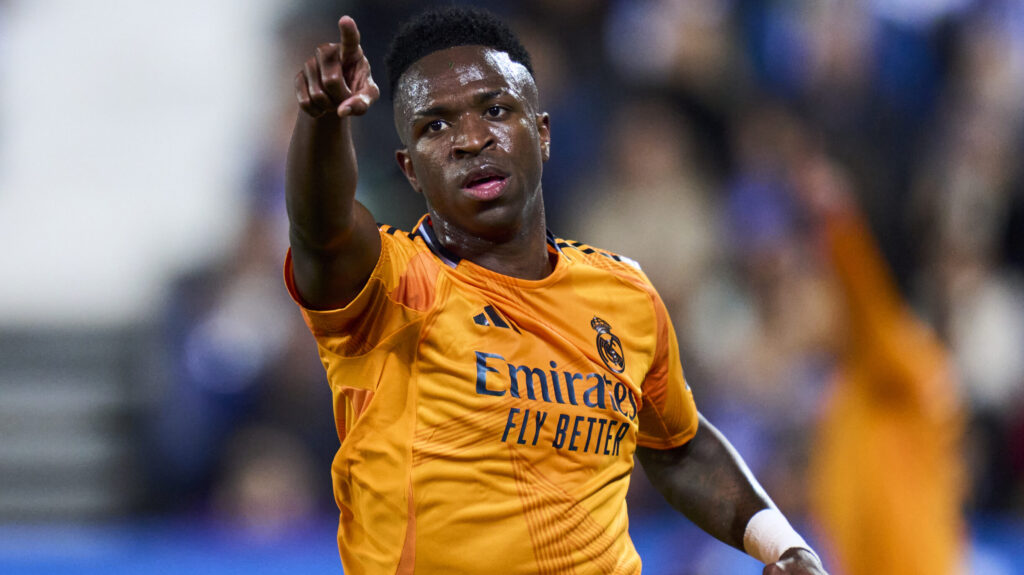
[473,305,520,333]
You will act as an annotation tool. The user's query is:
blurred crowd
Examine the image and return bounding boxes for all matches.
[143,0,1024,568]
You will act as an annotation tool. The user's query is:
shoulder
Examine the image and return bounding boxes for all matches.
[554,235,646,279]
[371,222,444,285]
[361,222,443,312]
[377,222,431,256]
[554,235,671,315]
[378,222,421,244]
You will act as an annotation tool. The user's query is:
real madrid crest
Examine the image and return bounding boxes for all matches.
[591,316,626,373]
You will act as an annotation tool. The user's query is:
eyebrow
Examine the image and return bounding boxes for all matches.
[411,90,506,121]
[473,90,504,106]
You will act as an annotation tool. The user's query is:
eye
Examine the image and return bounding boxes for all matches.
[485,105,507,119]
[425,119,448,133]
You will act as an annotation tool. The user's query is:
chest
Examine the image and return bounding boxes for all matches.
[411,273,656,447]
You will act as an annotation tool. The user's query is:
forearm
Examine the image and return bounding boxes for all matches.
[284,17,384,310]
[285,112,360,251]
[637,413,771,550]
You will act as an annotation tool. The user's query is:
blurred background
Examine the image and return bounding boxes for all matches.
[1,0,1022,573]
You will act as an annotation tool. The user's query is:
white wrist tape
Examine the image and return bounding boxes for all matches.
[743,508,818,565]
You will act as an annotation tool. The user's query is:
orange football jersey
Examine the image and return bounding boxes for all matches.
[285,216,699,574]
[809,213,964,575]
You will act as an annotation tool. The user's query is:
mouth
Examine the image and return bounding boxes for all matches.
[460,167,509,201]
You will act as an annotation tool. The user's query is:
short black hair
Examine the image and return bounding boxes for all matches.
[385,6,534,100]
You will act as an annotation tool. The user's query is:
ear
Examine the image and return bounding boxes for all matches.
[395,148,422,194]
[536,113,551,162]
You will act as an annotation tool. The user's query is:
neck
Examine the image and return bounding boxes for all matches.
[430,214,553,280]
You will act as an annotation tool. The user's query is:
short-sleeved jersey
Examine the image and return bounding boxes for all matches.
[285,216,698,575]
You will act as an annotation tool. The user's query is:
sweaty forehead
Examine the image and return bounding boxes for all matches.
[394,45,537,121]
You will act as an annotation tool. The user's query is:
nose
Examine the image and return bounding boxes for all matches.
[452,115,494,158]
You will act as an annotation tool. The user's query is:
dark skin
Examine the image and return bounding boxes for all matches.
[287,16,381,309]
[287,16,827,574]
[638,415,825,574]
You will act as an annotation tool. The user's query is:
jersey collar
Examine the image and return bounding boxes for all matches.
[416,215,563,270]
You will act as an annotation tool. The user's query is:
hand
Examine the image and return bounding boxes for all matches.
[763,548,829,575]
[791,154,855,222]
[294,16,380,118]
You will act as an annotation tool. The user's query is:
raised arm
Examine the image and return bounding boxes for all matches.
[637,414,827,574]
[287,16,382,310]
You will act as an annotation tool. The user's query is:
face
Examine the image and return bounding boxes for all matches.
[394,46,550,243]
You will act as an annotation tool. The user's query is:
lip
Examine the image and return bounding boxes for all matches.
[459,165,510,201]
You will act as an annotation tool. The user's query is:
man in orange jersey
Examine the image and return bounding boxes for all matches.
[796,157,965,575]
[285,6,827,574]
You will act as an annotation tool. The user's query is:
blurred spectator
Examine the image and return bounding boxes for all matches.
[143,7,340,519]
[799,157,966,575]
[512,15,610,227]
[686,102,837,519]
[147,122,335,518]
[908,6,1024,515]
[605,0,743,104]
[211,425,320,540]
[567,96,721,352]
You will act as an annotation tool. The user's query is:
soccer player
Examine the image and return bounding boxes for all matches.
[285,7,828,574]
[796,157,965,575]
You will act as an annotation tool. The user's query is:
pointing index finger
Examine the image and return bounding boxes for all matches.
[338,16,362,53]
